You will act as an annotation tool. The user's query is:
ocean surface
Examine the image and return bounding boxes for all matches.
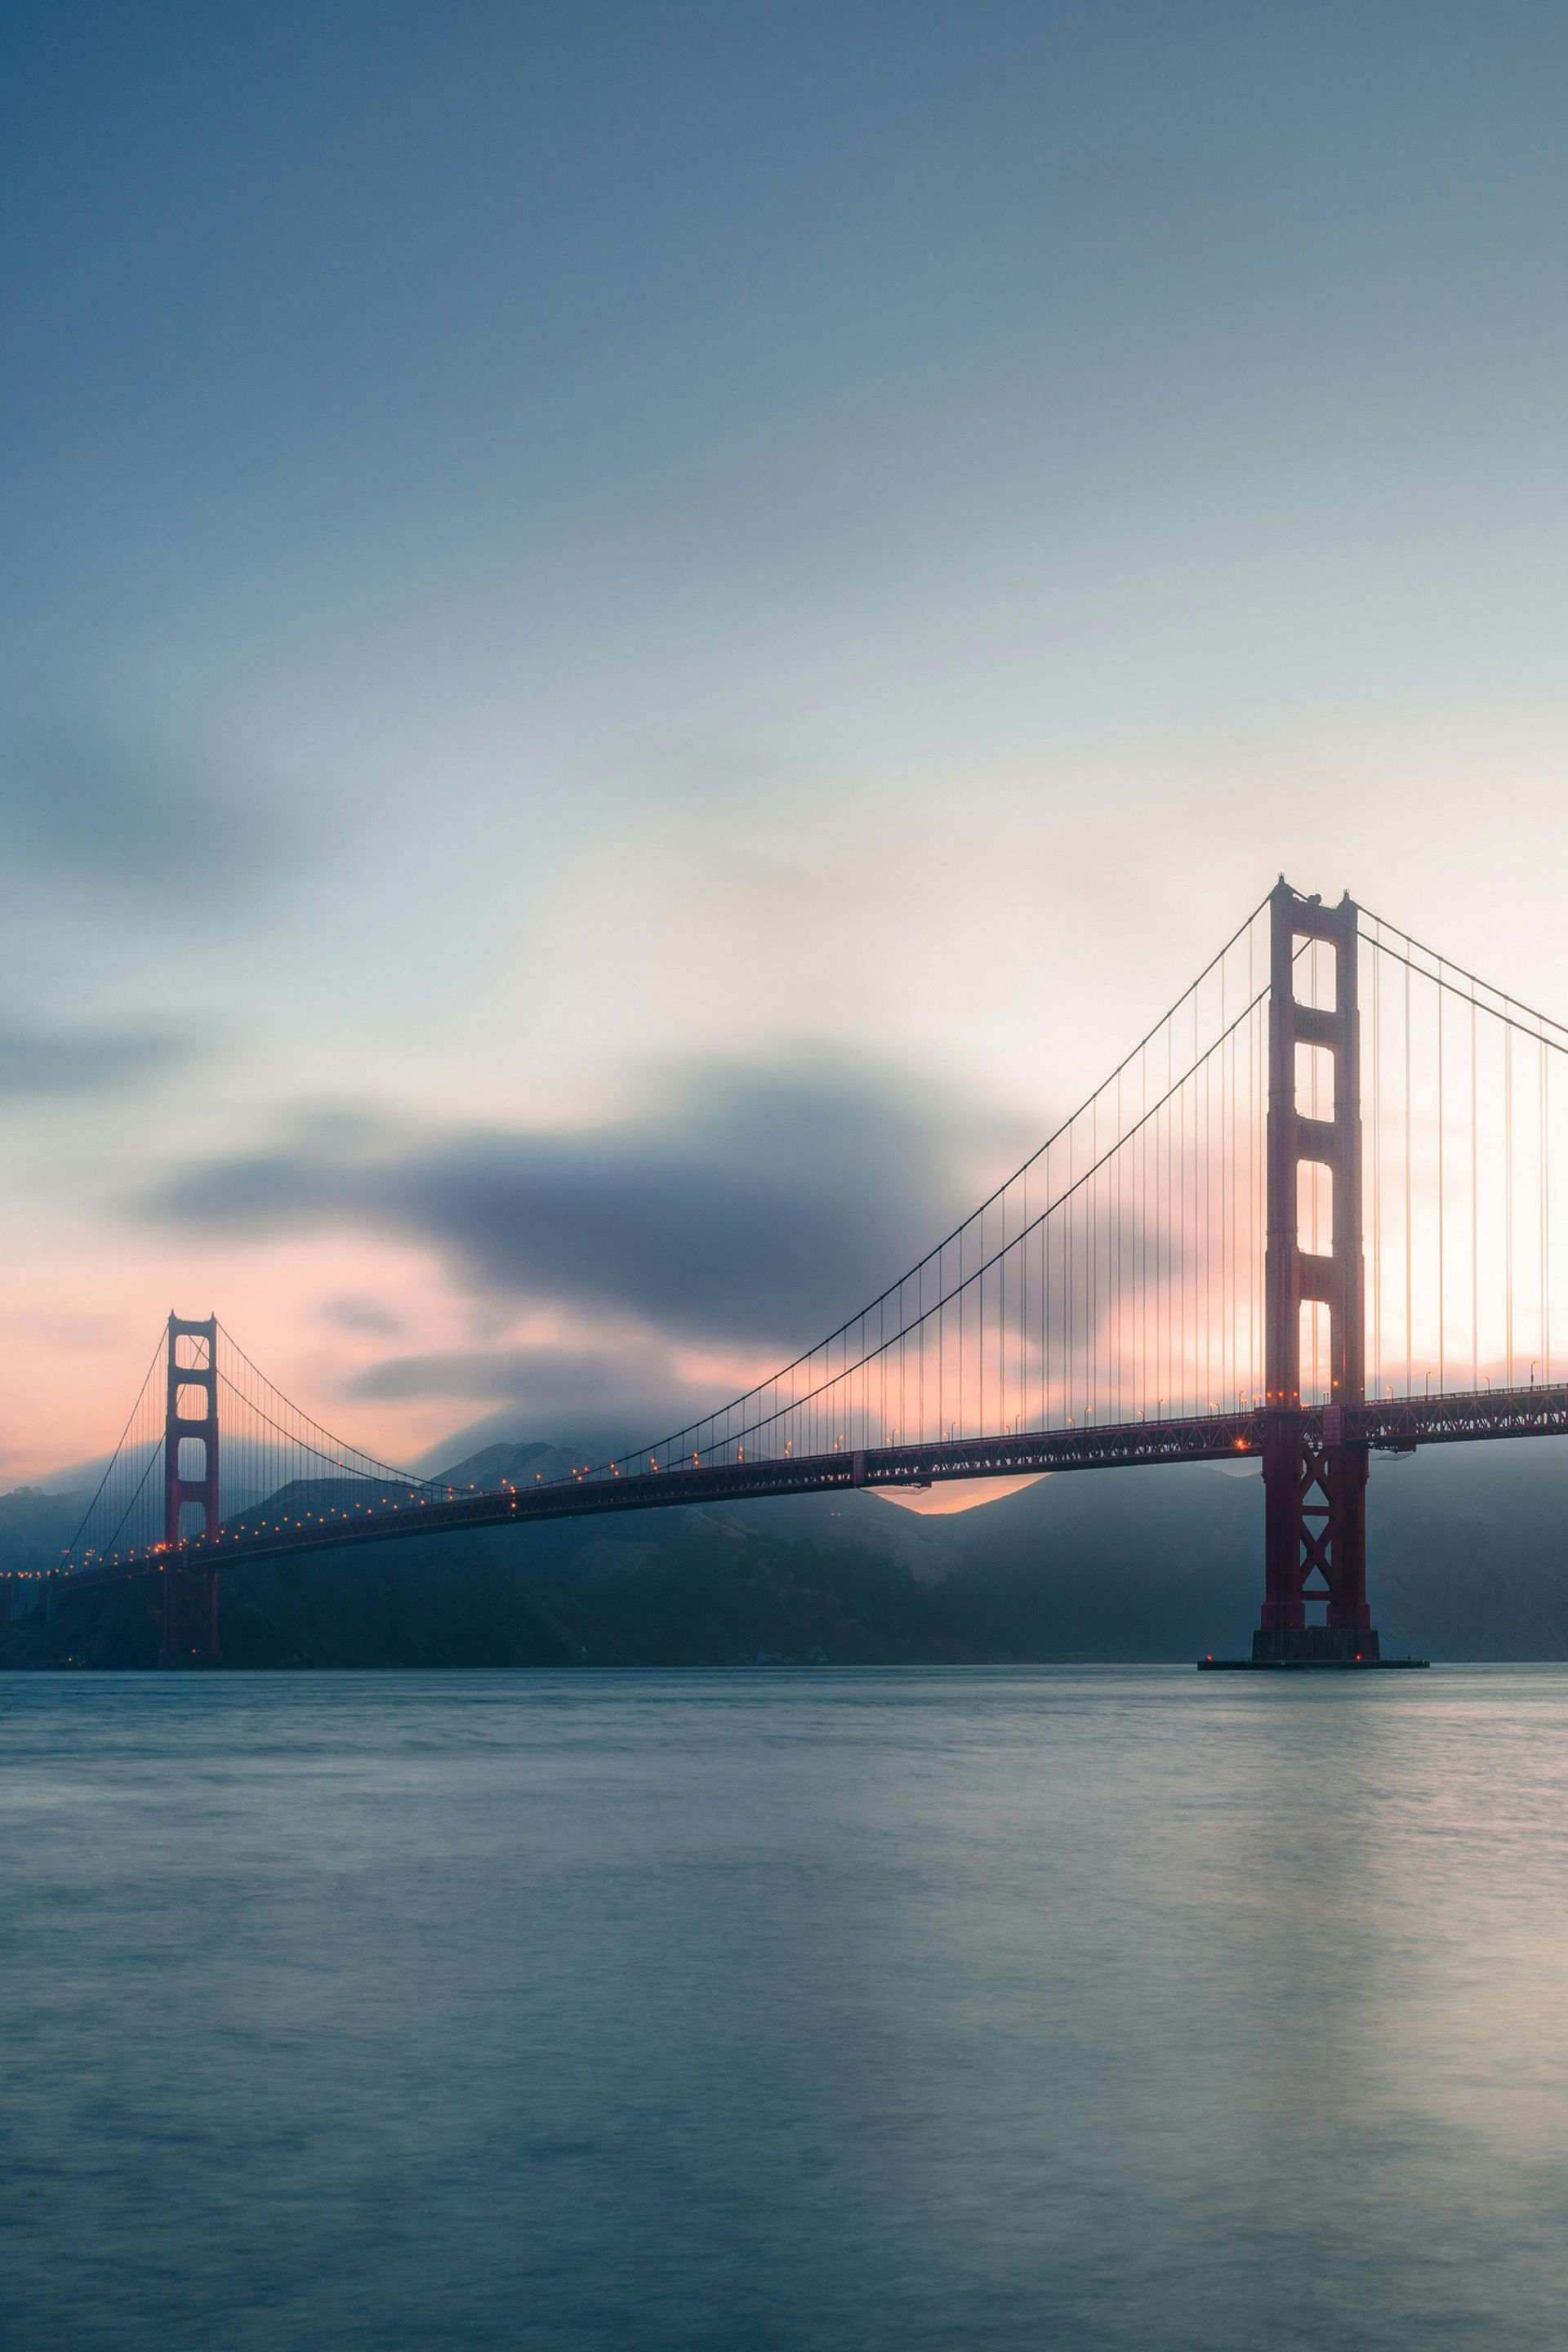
[4,1667,1568,2351]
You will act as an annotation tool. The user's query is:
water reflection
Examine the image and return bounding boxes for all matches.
[2,1668,1566,2350]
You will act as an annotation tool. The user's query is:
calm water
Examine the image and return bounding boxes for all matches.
[4,1667,1568,2351]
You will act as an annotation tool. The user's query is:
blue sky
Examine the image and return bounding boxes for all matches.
[4,2,1567,1475]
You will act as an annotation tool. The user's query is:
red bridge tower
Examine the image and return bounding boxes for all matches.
[1257,880,1375,1663]
[161,1313,221,1667]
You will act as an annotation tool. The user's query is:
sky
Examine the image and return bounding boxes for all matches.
[3,0,1568,1483]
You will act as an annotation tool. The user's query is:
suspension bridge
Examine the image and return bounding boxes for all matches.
[21,877,1568,1666]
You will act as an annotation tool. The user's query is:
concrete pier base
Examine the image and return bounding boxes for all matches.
[1254,1624,1380,1664]
[1198,1624,1427,1669]
[1198,1655,1429,1669]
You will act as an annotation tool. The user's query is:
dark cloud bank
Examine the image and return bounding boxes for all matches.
[0,1016,193,1099]
[154,1053,1026,1448]
[0,722,292,903]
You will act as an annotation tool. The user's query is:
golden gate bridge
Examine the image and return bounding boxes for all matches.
[24,878,1568,1667]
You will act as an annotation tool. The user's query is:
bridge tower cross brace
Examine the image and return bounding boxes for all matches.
[1258,880,1376,1663]
[160,1313,221,1667]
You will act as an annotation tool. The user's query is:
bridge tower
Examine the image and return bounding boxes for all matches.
[160,1313,221,1667]
[1257,880,1376,1662]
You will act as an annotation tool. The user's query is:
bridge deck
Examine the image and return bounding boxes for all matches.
[45,1380,1568,1593]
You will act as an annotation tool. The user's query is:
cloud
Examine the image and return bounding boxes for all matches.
[349,1334,718,1463]
[352,1328,791,1477]
[345,1344,639,1406]
[155,1050,1027,1354]
[0,723,292,900]
[0,1015,194,1098]
[317,1294,405,1337]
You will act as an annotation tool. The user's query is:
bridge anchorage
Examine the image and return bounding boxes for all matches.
[55,872,1568,1666]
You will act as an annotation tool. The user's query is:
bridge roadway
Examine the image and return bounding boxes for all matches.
[49,1378,1568,1597]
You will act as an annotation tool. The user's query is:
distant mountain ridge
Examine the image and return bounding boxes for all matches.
[430,1441,577,1490]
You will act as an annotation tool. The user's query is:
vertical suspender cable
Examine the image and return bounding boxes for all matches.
[1505,1016,1513,1385]
[1471,985,1479,1392]
[1372,928,1382,1397]
[1438,972,1446,1394]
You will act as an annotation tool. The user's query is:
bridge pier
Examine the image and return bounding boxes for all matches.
[1258,1406,1374,1660]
